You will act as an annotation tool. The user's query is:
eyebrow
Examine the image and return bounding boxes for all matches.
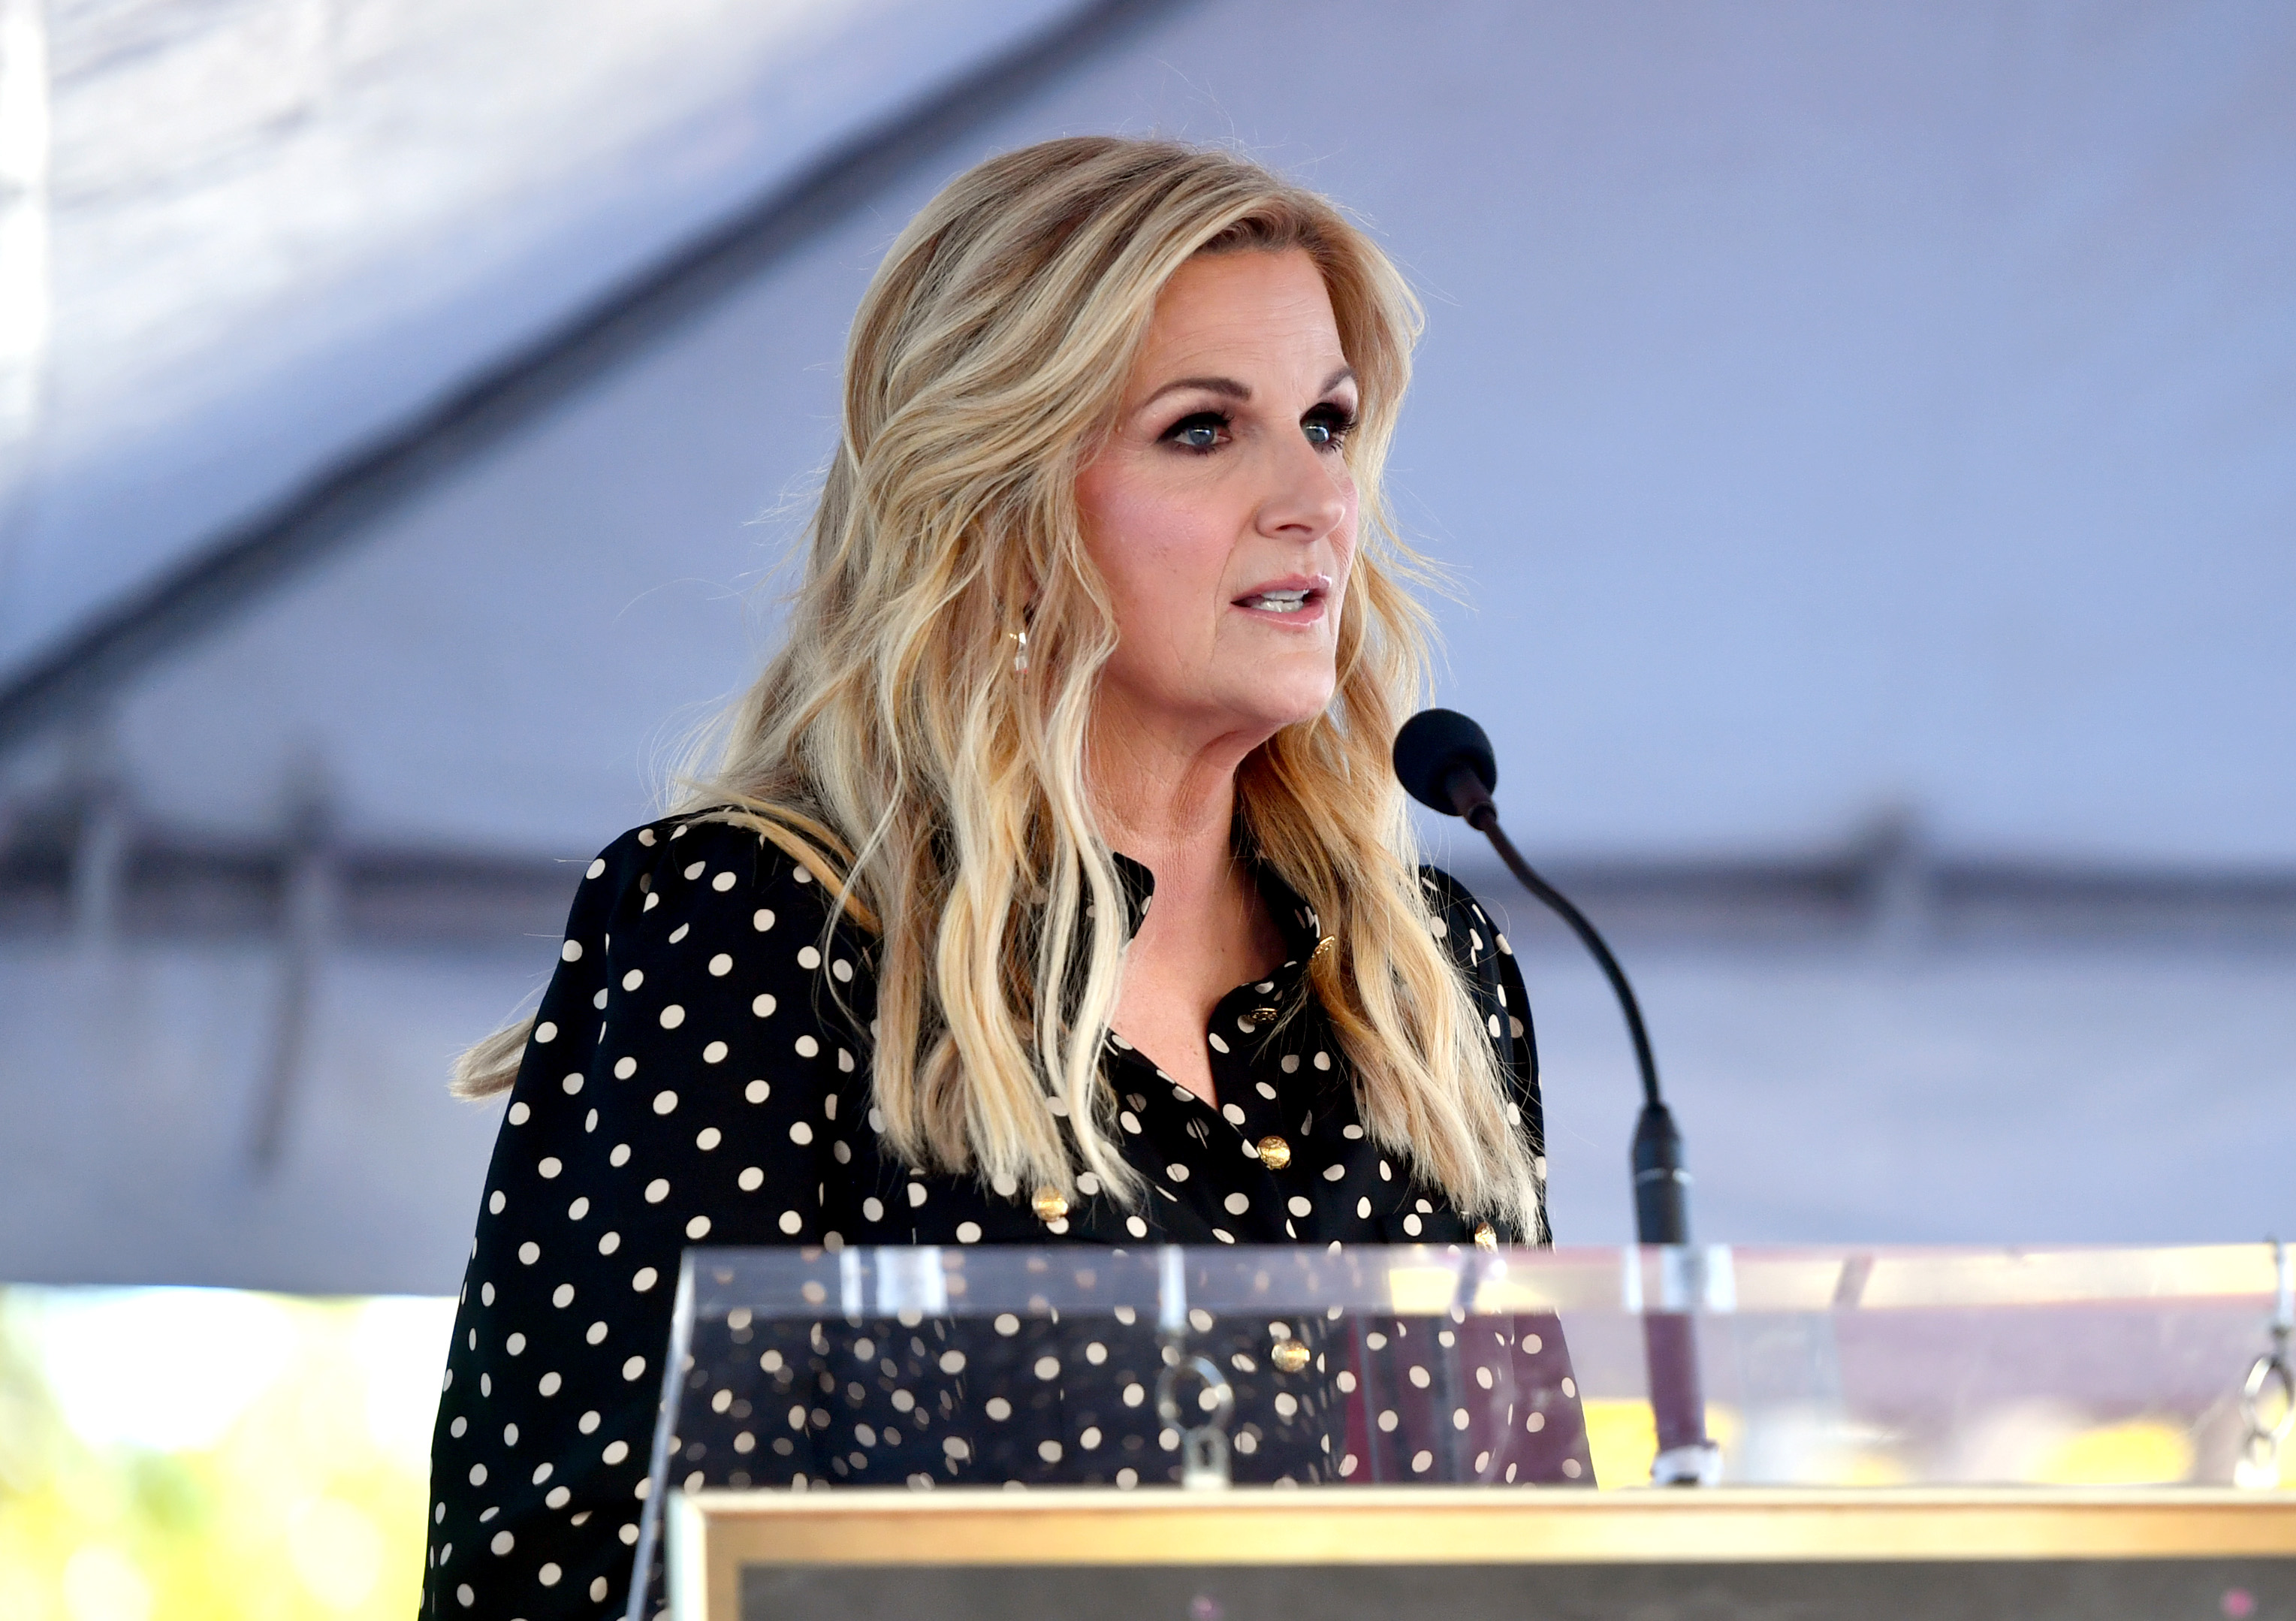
[1137,366,1357,412]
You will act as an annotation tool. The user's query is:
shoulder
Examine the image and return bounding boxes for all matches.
[574,810,850,938]
[539,811,870,1034]
[515,810,873,1122]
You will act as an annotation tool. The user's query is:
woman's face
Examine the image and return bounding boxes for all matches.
[1077,249,1359,762]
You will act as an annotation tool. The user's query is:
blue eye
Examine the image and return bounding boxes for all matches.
[1302,404,1355,450]
[1164,412,1227,452]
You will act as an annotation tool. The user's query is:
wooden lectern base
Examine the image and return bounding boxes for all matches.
[669,1486,2296,1620]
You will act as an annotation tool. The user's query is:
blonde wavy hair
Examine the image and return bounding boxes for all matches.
[458,136,1539,1231]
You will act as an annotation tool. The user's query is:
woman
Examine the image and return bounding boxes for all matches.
[424,137,1588,1617]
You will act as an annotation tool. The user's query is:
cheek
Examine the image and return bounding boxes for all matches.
[1078,463,1235,637]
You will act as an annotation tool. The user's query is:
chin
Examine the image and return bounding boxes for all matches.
[1231,681,1335,740]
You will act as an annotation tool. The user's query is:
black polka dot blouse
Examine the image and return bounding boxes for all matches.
[423,813,1589,1618]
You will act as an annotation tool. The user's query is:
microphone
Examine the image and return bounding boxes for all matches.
[1395,707,1720,1486]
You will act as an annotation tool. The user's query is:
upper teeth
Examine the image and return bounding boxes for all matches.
[1249,590,1308,611]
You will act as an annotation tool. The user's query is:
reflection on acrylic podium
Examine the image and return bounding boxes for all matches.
[633,1242,2296,1621]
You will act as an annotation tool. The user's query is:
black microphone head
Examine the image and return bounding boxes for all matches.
[1392,708,1498,817]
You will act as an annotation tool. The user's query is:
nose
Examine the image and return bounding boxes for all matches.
[1254,429,1351,545]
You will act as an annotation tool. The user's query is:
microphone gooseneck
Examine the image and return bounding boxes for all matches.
[1394,706,1718,1485]
[1393,708,1676,1211]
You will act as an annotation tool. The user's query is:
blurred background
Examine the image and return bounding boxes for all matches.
[0,0,2291,1610]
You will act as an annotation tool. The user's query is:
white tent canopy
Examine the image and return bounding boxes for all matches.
[0,0,1086,671]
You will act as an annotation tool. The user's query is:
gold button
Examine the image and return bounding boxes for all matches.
[1270,1338,1310,1373]
[1474,1221,1498,1250]
[1250,1006,1281,1024]
[1032,1185,1070,1223]
[1255,1135,1292,1171]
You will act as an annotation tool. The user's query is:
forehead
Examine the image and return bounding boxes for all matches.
[1133,249,1347,385]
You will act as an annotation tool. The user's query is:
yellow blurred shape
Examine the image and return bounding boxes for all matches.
[62,1546,149,1621]
[1385,1268,1463,1315]
[1841,1452,1911,1487]
[0,1287,445,1621]
[1580,1400,1747,1487]
[2032,1417,2194,1485]
[288,1500,385,1612]
[1581,1399,1655,1488]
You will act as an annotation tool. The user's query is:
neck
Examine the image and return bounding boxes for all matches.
[1087,702,1267,874]
[1087,702,1288,1106]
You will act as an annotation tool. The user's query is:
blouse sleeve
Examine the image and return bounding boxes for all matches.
[1414,875,1591,1481]
[1422,866,1549,1245]
[422,815,867,1619]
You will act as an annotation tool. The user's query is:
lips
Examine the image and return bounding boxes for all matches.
[1232,575,1332,617]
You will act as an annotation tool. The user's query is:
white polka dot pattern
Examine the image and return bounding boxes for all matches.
[424,814,1551,1616]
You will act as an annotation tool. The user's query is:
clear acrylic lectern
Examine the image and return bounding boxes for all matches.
[631,1242,2296,1621]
